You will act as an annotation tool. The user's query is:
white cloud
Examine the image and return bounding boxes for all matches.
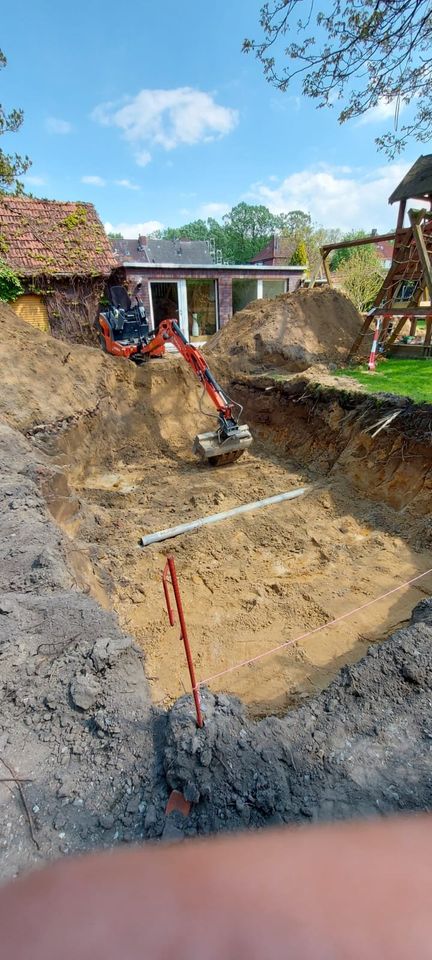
[357,98,402,126]
[247,162,412,232]
[81,175,106,187]
[198,201,230,220]
[104,220,164,238]
[114,178,140,190]
[45,117,72,134]
[92,87,238,164]
[135,150,152,167]
[23,174,46,186]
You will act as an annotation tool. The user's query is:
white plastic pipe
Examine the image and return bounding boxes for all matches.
[141,487,308,547]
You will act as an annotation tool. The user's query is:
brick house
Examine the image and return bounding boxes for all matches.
[0,196,117,341]
[110,235,305,341]
[249,235,297,266]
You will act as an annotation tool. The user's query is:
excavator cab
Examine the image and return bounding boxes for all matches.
[105,285,149,339]
[96,284,163,361]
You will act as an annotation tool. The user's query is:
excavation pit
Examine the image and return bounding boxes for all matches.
[1,305,432,877]
[45,359,432,718]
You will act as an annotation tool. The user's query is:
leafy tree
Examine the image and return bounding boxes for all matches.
[243,1,432,156]
[278,210,312,236]
[340,247,385,312]
[0,260,23,301]
[330,231,376,271]
[157,203,342,270]
[107,231,124,239]
[162,219,210,242]
[221,203,281,262]
[0,49,31,192]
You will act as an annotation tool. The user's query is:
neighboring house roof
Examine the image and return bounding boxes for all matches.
[375,240,394,261]
[112,236,214,265]
[0,196,117,277]
[249,236,297,264]
[388,155,432,204]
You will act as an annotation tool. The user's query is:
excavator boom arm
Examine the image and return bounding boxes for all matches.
[142,318,253,463]
[148,319,235,423]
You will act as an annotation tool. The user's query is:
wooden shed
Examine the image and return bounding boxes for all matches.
[0,196,117,342]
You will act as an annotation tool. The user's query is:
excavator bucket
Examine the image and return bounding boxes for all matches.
[192,425,253,466]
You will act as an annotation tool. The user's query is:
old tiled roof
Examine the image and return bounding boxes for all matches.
[0,196,118,277]
[111,236,214,265]
[388,155,432,204]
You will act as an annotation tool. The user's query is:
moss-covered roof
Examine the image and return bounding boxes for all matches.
[0,196,117,277]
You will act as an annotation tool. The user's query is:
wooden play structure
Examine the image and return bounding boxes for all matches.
[320,156,432,361]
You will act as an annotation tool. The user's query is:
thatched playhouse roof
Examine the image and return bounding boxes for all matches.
[388,155,432,204]
[0,196,117,277]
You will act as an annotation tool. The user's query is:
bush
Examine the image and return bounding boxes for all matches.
[290,240,308,266]
[0,261,23,302]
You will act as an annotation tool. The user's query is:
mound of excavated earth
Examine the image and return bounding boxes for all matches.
[206,287,363,373]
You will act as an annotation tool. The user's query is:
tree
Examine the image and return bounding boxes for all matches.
[0,49,31,192]
[330,231,372,271]
[162,219,210,242]
[158,204,283,263]
[340,248,385,312]
[278,210,312,236]
[290,240,308,265]
[157,203,342,270]
[243,1,432,156]
[221,202,281,262]
[107,231,124,239]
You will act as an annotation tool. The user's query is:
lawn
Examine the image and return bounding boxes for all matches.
[336,359,432,404]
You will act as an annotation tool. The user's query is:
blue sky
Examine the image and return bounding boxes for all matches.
[1,0,416,236]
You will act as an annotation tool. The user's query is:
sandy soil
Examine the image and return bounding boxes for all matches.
[46,359,432,718]
[206,286,365,373]
[1,305,432,877]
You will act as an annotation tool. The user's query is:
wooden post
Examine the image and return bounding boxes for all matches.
[322,252,332,286]
[396,199,406,232]
[385,316,407,350]
[408,209,432,302]
[347,313,374,361]
[410,316,417,337]
[424,317,432,348]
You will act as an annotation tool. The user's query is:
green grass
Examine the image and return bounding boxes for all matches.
[336,359,432,404]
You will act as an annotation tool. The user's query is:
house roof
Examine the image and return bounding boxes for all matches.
[249,235,297,264]
[375,239,394,260]
[388,155,432,204]
[0,196,117,277]
[112,236,214,265]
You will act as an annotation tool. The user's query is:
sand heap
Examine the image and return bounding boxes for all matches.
[206,287,363,373]
[0,302,137,432]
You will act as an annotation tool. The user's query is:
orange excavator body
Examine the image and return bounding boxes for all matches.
[97,312,165,360]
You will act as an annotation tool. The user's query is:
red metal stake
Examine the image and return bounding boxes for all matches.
[162,556,204,728]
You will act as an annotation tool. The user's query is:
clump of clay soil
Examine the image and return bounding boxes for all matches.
[206,287,363,373]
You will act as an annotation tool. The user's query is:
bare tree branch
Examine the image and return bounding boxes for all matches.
[243,1,432,156]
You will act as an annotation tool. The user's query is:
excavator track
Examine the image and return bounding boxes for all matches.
[207,450,245,467]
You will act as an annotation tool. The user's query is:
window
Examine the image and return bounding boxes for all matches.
[232,279,258,313]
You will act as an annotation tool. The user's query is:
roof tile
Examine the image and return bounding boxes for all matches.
[0,196,117,277]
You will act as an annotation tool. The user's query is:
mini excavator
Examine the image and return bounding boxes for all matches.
[96,285,252,466]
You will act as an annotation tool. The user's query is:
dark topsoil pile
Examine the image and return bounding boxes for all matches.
[1,305,432,879]
[206,286,364,373]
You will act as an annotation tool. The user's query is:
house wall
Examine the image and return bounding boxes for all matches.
[21,276,106,344]
[115,265,304,334]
